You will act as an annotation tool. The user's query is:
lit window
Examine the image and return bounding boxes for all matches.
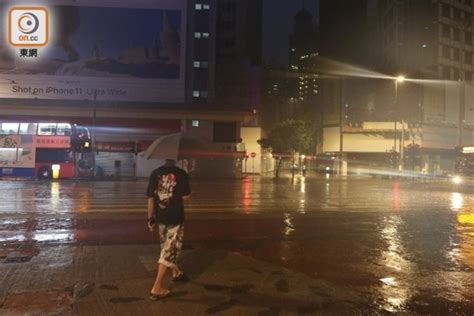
[195,4,202,10]
[202,32,210,38]
[194,32,202,38]
[193,90,200,97]
[192,120,200,127]
[194,61,201,68]
[56,123,72,136]
[38,123,57,135]
[0,123,19,135]
[19,123,37,135]
[203,4,210,9]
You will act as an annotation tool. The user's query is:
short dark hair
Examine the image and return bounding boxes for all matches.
[165,159,176,165]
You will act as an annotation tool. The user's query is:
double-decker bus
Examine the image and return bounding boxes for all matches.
[0,122,90,179]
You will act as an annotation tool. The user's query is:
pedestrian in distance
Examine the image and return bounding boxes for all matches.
[146,158,191,300]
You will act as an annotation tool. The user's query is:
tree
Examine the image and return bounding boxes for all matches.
[258,119,314,178]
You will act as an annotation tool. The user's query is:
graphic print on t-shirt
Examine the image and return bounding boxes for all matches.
[157,173,177,209]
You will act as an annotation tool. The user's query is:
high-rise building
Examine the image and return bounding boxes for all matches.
[377,0,474,122]
[376,0,474,172]
[214,0,262,111]
[261,8,319,131]
[318,0,372,126]
[289,8,319,103]
[260,6,319,147]
[319,0,474,173]
[319,0,369,66]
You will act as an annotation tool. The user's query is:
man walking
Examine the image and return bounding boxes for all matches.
[146,158,191,300]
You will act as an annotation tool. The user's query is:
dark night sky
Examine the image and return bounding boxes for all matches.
[262,0,318,65]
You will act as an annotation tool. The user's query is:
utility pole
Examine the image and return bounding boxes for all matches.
[339,77,345,175]
[459,80,465,146]
[91,90,97,179]
[395,76,405,170]
[458,16,471,146]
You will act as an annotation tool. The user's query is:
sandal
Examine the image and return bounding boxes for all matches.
[172,273,189,282]
[149,290,170,301]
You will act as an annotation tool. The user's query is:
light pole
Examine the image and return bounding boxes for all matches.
[339,76,345,175]
[458,17,471,146]
[395,75,405,170]
[91,90,97,179]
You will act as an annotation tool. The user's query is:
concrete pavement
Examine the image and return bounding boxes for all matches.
[0,244,364,315]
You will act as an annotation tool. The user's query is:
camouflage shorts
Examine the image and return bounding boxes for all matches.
[158,224,184,268]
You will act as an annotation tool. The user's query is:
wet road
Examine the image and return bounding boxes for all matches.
[1,176,474,313]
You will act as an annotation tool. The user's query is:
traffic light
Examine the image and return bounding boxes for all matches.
[71,127,92,152]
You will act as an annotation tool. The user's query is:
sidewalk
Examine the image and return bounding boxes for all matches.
[0,244,366,315]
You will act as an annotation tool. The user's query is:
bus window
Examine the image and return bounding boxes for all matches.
[0,148,17,164]
[17,147,33,157]
[0,123,19,135]
[19,123,38,135]
[36,148,72,163]
[56,123,72,136]
[38,123,57,135]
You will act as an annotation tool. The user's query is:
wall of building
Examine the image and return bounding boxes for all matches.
[323,126,397,153]
[422,125,474,149]
[240,126,261,173]
[184,119,214,141]
[95,152,136,178]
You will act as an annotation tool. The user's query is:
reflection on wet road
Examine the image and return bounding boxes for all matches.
[1,176,474,313]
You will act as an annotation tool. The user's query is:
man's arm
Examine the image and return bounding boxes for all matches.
[146,171,157,230]
[147,197,154,220]
[181,171,191,201]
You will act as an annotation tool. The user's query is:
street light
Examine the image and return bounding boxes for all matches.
[457,16,472,146]
[339,77,346,176]
[91,90,97,179]
[394,75,405,170]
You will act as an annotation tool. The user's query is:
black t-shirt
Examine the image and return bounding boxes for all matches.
[146,165,191,225]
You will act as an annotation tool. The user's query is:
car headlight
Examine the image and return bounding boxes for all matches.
[452,175,463,184]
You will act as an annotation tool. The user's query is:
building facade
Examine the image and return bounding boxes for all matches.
[319,0,474,174]
[261,8,320,156]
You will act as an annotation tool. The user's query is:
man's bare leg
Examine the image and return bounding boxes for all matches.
[172,266,183,279]
[151,263,170,295]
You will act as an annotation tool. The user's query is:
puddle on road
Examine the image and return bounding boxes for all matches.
[33,232,74,242]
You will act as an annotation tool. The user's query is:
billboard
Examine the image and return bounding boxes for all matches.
[0,0,187,103]
[0,135,35,168]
